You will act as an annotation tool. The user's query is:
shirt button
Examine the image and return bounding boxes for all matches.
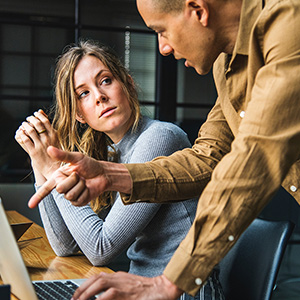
[290,185,297,192]
[228,235,234,242]
[240,111,245,118]
[195,278,202,286]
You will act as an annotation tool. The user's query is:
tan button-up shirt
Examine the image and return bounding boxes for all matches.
[121,0,300,295]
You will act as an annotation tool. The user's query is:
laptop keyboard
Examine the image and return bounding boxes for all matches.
[33,280,96,300]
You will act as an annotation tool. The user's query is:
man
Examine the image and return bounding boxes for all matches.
[29,0,300,299]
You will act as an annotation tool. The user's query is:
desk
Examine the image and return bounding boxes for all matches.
[3,211,113,300]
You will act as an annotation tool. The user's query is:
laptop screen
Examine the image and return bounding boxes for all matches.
[0,198,38,300]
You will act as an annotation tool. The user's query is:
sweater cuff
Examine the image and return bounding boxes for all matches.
[120,163,157,204]
[163,246,214,296]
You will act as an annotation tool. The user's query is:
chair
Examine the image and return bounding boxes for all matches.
[218,218,294,300]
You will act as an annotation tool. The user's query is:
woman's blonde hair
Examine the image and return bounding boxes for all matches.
[52,39,140,212]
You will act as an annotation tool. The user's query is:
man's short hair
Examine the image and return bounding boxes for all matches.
[153,0,185,13]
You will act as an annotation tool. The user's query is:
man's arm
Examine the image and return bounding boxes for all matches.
[121,96,234,204]
[28,146,133,208]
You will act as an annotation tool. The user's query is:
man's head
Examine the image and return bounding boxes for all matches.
[136,0,242,75]
[151,0,185,14]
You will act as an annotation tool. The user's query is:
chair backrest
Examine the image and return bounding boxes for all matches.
[218,218,294,300]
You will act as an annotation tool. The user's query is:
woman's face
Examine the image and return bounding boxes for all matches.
[74,55,134,143]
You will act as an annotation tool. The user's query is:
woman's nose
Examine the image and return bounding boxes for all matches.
[95,91,108,104]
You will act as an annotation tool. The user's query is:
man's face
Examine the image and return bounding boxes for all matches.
[137,0,219,75]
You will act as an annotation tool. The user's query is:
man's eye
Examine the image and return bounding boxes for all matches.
[157,31,165,37]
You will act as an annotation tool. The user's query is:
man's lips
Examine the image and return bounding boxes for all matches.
[100,107,117,118]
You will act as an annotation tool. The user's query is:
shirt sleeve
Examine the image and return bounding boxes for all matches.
[122,97,233,203]
[124,1,300,295]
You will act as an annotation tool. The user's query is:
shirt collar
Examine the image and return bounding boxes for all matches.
[232,0,263,56]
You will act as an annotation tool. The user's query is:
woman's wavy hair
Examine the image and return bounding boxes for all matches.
[52,39,140,212]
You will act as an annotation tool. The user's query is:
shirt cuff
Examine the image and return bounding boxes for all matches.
[120,163,157,203]
[163,246,215,296]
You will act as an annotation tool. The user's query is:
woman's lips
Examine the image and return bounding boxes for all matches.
[100,107,117,118]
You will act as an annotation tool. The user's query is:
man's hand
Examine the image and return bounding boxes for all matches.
[72,273,183,300]
[28,146,132,208]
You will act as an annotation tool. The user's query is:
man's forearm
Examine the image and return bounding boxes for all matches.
[103,162,133,195]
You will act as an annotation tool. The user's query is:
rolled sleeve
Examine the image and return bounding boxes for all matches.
[120,163,156,203]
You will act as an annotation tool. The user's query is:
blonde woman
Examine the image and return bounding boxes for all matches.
[15,40,224,300]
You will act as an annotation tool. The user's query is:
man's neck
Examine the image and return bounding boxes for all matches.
[214,0,243,54]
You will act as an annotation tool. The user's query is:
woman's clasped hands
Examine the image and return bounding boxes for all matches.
[15,109,60,184]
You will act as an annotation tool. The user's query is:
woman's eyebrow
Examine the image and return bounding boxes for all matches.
[75,69,110,91]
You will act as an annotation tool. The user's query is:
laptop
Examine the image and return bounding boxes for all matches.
[0,197,96,300]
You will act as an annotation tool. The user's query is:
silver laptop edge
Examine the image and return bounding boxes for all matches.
[0,197,85,300]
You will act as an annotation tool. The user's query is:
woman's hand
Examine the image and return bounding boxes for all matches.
[15,109,60,184]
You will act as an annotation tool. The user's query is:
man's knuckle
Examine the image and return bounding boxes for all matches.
[56,185,63,194]
[64,193,73,201]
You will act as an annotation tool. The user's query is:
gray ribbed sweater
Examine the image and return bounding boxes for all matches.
[38,116,197,277]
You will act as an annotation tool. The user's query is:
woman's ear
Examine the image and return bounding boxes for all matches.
[186,0,209,27]
[76,113,86,124]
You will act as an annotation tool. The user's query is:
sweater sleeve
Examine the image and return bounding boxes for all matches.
[38,190,80,256]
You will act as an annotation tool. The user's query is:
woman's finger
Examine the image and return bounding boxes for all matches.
[26,115,47,135]
[15,128,29,151]
[21,121,39,137]
[15,127,36,152]
[33,109,52,131]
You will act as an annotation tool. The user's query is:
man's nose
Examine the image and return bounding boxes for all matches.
[158,35,173,56]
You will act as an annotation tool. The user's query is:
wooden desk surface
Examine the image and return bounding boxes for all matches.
[4,210,113,300]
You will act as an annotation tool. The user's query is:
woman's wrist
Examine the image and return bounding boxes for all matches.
[32,167,47,186]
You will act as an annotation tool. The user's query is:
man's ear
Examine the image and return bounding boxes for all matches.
[76,113,86,124]
[185,0,209,27]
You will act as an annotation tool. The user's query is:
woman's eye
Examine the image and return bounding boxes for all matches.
[78,90,89,99]
[101,77,112,85]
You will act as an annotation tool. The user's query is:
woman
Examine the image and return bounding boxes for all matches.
[15,40,224,300]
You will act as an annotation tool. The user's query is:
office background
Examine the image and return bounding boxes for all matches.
[0,0,216,185]
[0,1,299,299]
